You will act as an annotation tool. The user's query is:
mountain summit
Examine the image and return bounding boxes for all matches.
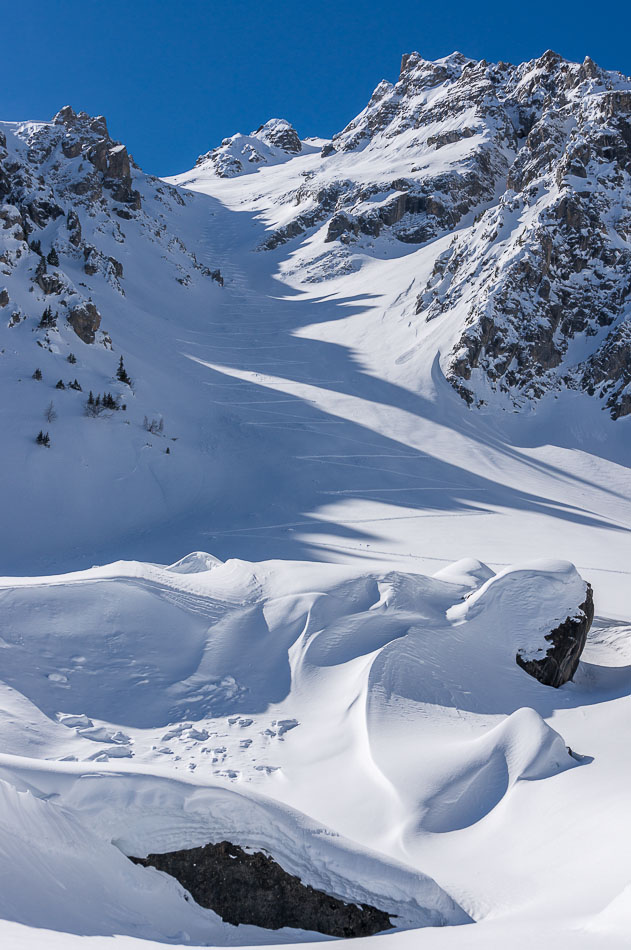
[178,51,631,415]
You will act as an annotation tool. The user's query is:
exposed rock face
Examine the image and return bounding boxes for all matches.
[66,209,82,247]
[516,584,594,687]
[405,54,631,416]
[0,287,8,307]
[255,118,302,154]
[67,301,101,344]
[36,270,66,295]
[131,840,394,937]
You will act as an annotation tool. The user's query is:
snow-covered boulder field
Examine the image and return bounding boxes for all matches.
[0,552,622,948]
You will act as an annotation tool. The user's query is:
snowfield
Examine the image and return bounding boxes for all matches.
[0,50,630,950]
[0,554,628,948]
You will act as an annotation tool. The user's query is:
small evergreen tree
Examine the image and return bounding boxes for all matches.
[30,239,42,255]
[35,256,47,280]
[47,247,59,267]
[38,306,56,329]
[32,368,42,380]
[69,379,82,391]
[55,379,65,390]
[67,353,77,364]
[36,430,50,446]
[116,356,131,386]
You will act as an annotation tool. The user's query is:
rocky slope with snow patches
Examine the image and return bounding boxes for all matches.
[176,51,631,416]
[194,118,320,178]
[0,106,234,571]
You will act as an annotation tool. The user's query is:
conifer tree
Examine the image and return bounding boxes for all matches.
[116,356,131,386]
[39,306,56,329]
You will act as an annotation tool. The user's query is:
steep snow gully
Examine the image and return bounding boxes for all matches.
[0,50,630,950]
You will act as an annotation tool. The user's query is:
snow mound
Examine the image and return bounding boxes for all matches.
[420,707,575,833]
[448,559,589,661]
[166,551,223,573]
[588,884,631,934]
[433,557,495,588]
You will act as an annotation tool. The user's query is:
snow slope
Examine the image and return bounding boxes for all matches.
[0,50,630,950]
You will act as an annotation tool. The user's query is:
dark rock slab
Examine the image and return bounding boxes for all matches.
[67,301,101,344]
[516,584,594,687]
[131,840,394,937]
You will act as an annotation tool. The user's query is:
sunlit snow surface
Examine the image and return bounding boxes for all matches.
[1,90,631,948]
[0,553,629,948]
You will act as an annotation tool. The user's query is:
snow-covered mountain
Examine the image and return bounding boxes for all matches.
[1,50,631,950]
[176,50,631,416]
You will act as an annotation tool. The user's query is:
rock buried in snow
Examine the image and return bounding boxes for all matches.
[516,584,594,688]
[131,840,394,937]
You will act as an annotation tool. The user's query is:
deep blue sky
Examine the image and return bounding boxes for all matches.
[3,1,630,175]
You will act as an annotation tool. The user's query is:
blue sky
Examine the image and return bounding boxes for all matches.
[3,0,630,175]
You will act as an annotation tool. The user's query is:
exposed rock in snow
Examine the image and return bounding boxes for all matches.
[131,839,394,936]
[67,300,101,343]
[516,583,594,687]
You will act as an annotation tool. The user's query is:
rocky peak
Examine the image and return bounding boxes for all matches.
[254,118,302,154]
[194,118,305,177]
[239,50,631,418]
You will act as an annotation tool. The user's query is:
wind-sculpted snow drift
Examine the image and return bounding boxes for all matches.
[0,553,595,944]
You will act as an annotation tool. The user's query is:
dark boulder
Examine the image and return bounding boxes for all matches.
[131,840,394,938]
[67,301,101,344]
[516,584,594,687]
